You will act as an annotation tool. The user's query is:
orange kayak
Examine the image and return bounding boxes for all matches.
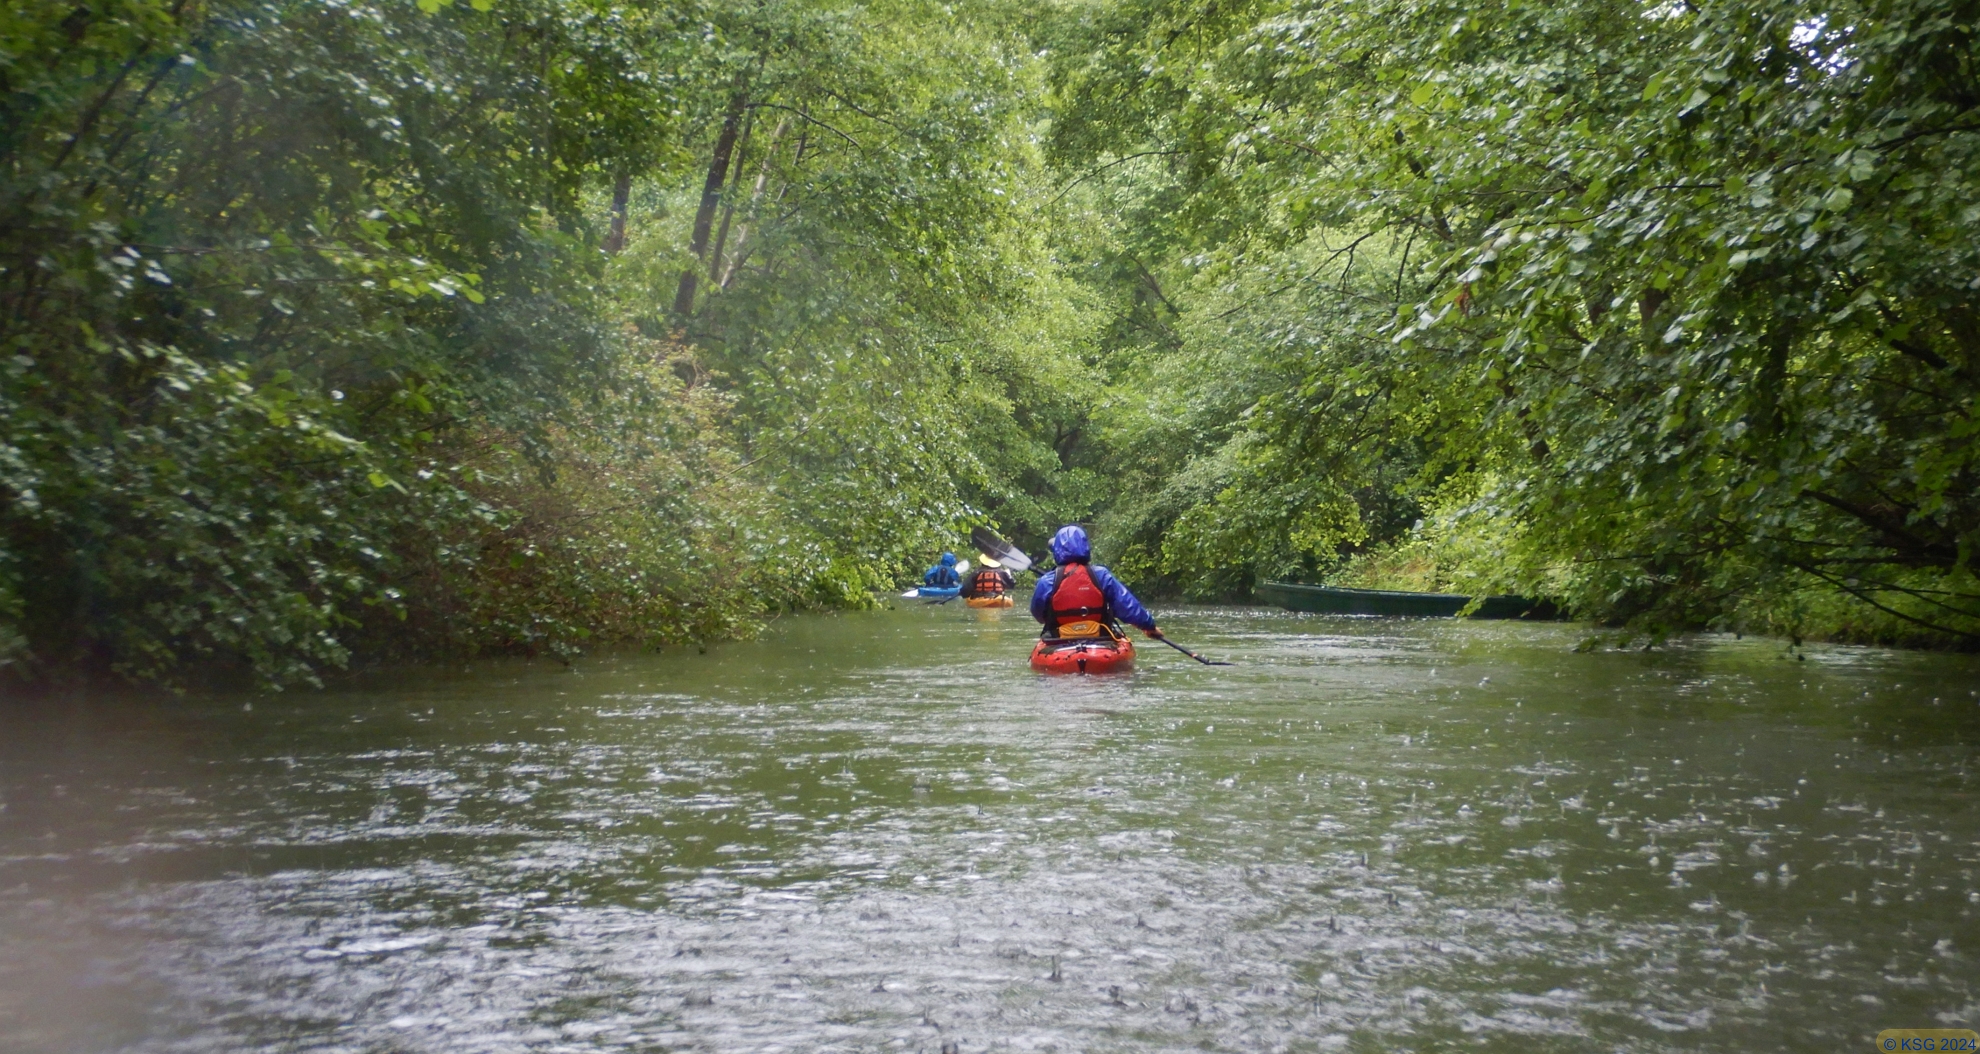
[1029,635,1135,674]
[966,595,1014,608]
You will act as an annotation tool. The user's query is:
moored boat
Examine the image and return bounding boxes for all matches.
[1254,581,1554,619]
[1030,634,1135,673]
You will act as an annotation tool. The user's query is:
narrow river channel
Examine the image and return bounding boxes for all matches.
[3,605,1978,1052]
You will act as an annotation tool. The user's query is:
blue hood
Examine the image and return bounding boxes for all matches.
[1048,525,1090,563]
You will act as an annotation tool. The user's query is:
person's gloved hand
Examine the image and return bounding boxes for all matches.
[1145,626,1164,639]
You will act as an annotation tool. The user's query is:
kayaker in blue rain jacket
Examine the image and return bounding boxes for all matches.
[923,551,961,589]
[1030,525,1163,639]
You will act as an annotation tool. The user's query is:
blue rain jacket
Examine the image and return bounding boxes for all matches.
[923,552,961,589]
[1030,562,1156,631]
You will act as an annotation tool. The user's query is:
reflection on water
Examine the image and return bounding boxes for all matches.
[2,606,1978,1051]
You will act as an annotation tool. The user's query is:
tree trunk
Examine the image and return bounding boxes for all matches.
[716,117,788,289]
[672,91,749,318]
[602,172,631,255]
[706,110,762,283]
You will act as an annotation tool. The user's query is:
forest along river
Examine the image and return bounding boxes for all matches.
[2,606,1978,1053]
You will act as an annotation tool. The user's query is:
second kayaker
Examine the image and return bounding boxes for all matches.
[960,554,1015,600]
[1030,525,1163,640]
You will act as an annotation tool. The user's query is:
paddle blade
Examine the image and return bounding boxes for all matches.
[970,526,1032,572]
[900,589,922,598]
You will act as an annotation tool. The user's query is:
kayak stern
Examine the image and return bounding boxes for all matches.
[1029,635,1135,674]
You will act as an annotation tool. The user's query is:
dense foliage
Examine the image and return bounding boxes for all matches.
[0,0,1078,688]
[5,0,1976,689]
[1044,0,1980,647]
[3,0,686,686]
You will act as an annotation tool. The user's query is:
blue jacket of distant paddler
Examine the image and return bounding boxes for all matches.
[923,552,961,589]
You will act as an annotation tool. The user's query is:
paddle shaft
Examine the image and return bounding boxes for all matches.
[1153,633,1234,666]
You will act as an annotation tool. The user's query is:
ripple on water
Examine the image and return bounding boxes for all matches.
[1,607,1977,1052]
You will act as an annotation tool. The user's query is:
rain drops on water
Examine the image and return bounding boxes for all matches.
[15,610,1977,1052]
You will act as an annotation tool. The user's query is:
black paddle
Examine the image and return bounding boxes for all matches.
[970,526,1032,572]
[1151,633,1234,666]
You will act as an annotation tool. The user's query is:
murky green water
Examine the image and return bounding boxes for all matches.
[3,604,1978,1052]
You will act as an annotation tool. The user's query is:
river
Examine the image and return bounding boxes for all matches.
[2,604,1977,1052]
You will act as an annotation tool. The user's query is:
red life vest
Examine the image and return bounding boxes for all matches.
[1049,563,1108,637]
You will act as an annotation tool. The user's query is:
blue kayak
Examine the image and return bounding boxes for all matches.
[901,586,961,598]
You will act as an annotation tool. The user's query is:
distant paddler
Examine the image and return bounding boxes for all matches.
[910,551,962,599]
[960,553,1017,607]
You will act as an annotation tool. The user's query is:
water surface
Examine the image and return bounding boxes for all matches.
[3,605,1978,1052]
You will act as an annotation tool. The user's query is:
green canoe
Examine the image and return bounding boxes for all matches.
[1254,581,1555,620]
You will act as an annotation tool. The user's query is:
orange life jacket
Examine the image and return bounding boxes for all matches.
[967,567,1009,596]
[1049,563,1108,637]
